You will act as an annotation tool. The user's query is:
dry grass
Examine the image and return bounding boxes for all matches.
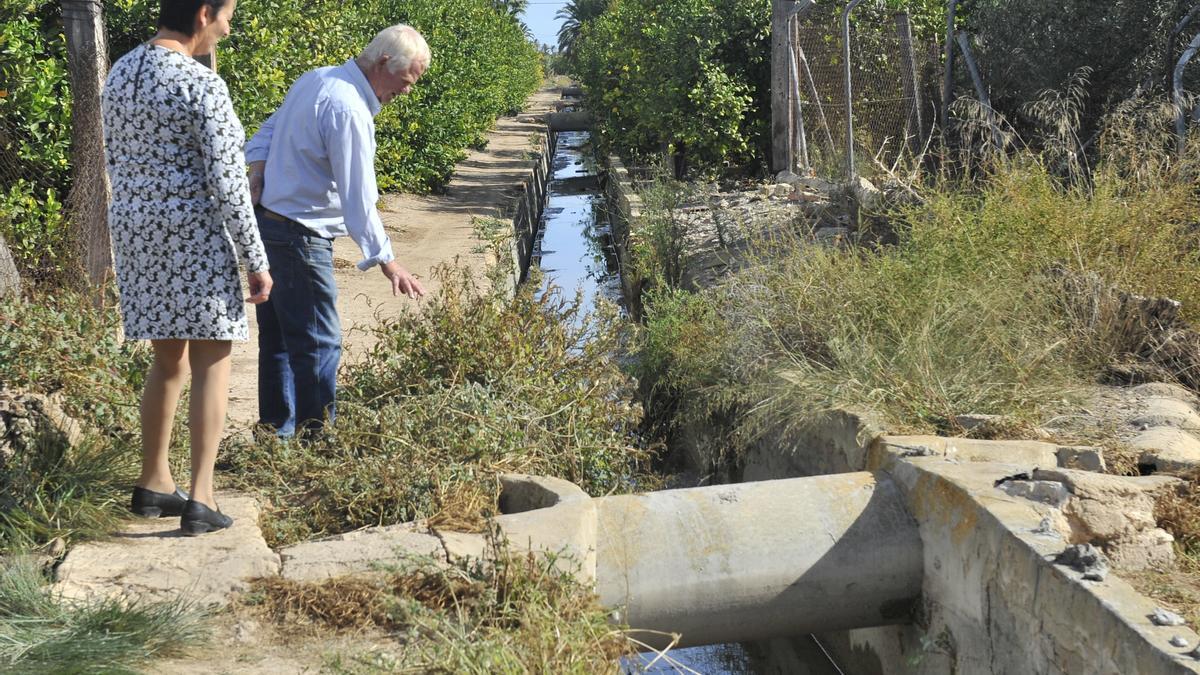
[250,550,634,673]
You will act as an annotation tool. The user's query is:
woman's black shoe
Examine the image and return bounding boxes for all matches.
[130,486,189,518]
[180,499,233,536]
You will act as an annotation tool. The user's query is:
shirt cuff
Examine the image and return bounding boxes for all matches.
[356,249,395,271]
[244,147,269,163]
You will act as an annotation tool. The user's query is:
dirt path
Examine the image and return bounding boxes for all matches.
[225,88,557,433]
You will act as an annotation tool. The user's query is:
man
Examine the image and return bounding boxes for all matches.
[246,24,429,437]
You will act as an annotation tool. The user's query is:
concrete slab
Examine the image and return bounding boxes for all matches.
[55,494,279,607]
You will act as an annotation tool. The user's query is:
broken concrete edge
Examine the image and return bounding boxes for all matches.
[858,435,1200,672]
[53,493,281,609]
[277,480,598,584]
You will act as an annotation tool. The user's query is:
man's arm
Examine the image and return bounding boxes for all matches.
[323,109,423,297]
[244,113,278,206]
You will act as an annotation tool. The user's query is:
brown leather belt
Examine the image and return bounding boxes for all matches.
[257,207,293,224]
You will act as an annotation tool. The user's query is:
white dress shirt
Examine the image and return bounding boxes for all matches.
[245,59,394,270]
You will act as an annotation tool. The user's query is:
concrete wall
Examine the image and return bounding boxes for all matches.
[734,421,1200,674]
[599,157,1200,674]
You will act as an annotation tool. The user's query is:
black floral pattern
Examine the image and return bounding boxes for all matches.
[102,44,267,341]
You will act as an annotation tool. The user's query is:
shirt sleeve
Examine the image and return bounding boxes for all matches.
[244,109,276,164]
[197,77,269,274]
[322,108,395,270]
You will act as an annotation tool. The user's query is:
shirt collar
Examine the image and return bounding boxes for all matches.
[342,58,381,116]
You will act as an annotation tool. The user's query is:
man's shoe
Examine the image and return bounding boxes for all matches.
[180,500,234,536]
[130,486,189,518]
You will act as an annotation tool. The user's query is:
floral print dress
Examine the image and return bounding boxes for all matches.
[102,44,267,341]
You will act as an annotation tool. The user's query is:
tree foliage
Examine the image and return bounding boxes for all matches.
[0,0,541,277]
[573,0,771,175]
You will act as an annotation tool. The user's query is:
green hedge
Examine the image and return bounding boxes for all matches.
[0,0,541,276]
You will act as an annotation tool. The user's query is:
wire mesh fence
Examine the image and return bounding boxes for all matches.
[790,2,938,179]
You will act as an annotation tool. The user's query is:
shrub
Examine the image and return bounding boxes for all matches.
[0,0,71,276]
[225,266,654,546]
[634,113,1200,452]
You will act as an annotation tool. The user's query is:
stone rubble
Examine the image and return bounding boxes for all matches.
[1053,543,1110,581]
[1152,608,1189,627]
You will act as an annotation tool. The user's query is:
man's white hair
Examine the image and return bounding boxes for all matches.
[359,24,431,74]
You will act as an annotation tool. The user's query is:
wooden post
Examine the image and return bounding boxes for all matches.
[771,0,793,174]
[0,233,20,297]
[894,12,923,153]
[61,0,112,290]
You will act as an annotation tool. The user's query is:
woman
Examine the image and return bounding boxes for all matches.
[102,0,271,535]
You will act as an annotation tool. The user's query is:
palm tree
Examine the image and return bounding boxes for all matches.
[556,0,608,59]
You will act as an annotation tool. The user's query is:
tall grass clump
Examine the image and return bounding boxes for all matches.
[224,266,653,546]
[0,556,208,672]
[635,100,1200,455]
[257,548,634,673]
[0,291,151,551]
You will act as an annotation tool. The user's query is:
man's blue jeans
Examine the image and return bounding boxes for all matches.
[255,210,341,438]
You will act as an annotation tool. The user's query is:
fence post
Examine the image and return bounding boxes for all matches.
[940,0,961,134]
[0,233,19,297]
[61,0,112,290]
[771,0,794,173]
[894,12,923,153]
[842,0,865,179]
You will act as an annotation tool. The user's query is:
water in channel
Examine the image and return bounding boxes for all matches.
[528,126,841,674]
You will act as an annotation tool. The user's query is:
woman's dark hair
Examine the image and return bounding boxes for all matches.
[157,0,228,36]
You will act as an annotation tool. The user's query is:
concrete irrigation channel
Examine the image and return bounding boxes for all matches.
[514,87,1200,673]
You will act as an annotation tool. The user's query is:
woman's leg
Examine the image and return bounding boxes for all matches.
[187,339,233,509]
[138,339,189,493]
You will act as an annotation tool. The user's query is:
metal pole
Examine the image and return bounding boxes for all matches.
[1167,4,1200,90]
[800,45,838,158]
[788,17,810,171]
[894,12,923,153]
[954,31,1000,149]
[786,0,817,172]
[941,0,961,133]
[1174,30,1200,153]
[842,0,865,179]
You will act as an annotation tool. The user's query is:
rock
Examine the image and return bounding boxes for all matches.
[55,493,280,607]
[847,176,884,211]
[45,537,66,558]
[1190,645,1200,660]
[813,227,850,247]
[1055,446,1107,472]
[1032,469,1179,570]
[1130,427,1200,473]
[279,521,444,582]
[0,390,85,468]
[1054,543,1109,581]
[1152,608,1188,627]
[1103,529,1176,570]
[1129,397,1200,431]
[1171,635,1190,648]
[1131,382,1200,408]
[1000,480,1071,508]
